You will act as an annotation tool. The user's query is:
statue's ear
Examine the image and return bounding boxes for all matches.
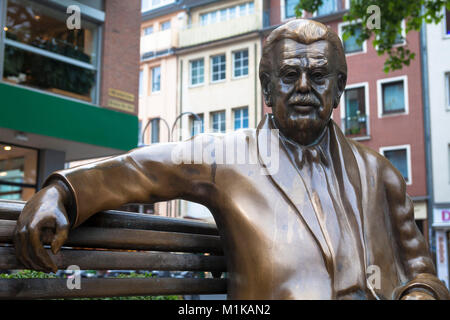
[260,72,273,107]
[334,73,347,109]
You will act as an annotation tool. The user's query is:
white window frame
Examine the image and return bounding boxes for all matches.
[233,107,249,130]
[210,54,226,83]
[139,69,144,97]
[151,66,161,94]
[232,49,249,79]
[338,20,367,56]
[340,82,370,140]
[446,72,450,110]
[200,2,254,26]
[144,25,154,35]
[211,110,226,133]
[375,20,406,50]
[160,20,171,31]
[189,58,205,87]
[312,0,340,17]
[379,144,412,185]
[377,75,409,118]
[281,0,306,22]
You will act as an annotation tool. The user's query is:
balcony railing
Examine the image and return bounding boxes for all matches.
[341,114,370,139]
[140,29,173,55]
[179,13,262,48]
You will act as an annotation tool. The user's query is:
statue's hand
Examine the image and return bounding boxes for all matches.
[13,182,71,273]
[400,290,436,300]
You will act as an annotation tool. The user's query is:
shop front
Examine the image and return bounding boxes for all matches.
[433,207,450,288]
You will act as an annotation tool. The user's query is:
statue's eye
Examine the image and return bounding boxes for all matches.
[283,71,298,82]
[311,71,325,81]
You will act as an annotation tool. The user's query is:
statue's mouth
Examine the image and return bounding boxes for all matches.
[290,104,315,114]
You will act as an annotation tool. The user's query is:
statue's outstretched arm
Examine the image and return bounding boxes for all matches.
[13,136,215,272]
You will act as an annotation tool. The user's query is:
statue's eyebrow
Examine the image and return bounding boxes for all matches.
[279,56,328,70]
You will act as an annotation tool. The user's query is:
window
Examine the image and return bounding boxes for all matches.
[381,147,411,184]
[190,114,204,136]
[212,111,226,133]
[0,144,37,201]
[341,23,364,54]
[3,0,100,103]
[233,49,249,78]
[343,86,368,137]
[446,73,450,109]
[220,9,228,21]
[234,108,249,130]
[199,2,254,26]
[142,0,176,12]
[317,0,339,16]
[144,26,154,35]
[285,0,297,18]
[229,7,236,19]
[239,4,247,16]
[190,59,204,86]
[211,55,226,82]
[139,70,144,96]
[393,21,406,45]
[160,21,171,31]
[381,80,406,114]
[152,66,161,92]
[151,119,160,143]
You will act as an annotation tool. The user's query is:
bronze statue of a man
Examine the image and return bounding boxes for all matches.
[14,19,449,300]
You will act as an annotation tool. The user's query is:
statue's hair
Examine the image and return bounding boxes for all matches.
[259,19,347,90]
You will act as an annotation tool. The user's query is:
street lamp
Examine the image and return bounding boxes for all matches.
[171,111,202,142]
[140,116,171,146]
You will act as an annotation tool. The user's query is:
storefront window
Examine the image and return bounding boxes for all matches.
[3,0,100,103]
[0,144,38,201]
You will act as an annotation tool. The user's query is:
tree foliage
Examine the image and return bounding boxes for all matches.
[296,0,450,72]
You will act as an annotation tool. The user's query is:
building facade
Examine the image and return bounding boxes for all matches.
[425,7,450,288]
[267,0,430,239]
[0,0,140,201]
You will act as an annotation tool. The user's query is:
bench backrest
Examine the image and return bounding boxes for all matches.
[0,200,227,299]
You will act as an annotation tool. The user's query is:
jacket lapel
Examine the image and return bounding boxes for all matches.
[256,115,333,273]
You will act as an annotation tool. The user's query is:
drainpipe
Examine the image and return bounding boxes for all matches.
[419,16,434,253]
[254,42,258,126]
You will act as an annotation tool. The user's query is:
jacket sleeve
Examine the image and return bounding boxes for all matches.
[383,164,449,300]
[43,135,216,228]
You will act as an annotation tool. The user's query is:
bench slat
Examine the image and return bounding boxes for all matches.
[0,200,219,235]
[0,247,226,271]
[0,278,227,299]
[0,220,223,254]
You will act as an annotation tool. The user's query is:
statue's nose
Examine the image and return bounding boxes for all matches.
[295,72,310,93]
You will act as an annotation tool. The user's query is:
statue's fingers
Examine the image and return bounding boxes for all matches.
[51,219,69,255]
[29,225,57,273]
[13,229,28,269]
[18,227,43,271]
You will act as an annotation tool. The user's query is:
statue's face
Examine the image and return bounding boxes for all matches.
[268,39,341,146]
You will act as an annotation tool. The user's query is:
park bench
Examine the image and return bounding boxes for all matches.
[0,200,227,299]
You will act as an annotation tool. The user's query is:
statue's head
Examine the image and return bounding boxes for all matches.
[259,19,347,146]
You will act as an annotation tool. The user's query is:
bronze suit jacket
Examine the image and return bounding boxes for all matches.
[45,115,449,300]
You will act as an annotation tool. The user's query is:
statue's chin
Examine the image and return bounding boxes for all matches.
[283,118,325,146]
